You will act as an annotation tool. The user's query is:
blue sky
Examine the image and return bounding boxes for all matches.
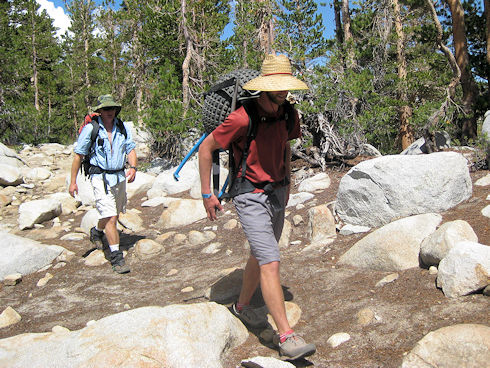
[38,0,335,40]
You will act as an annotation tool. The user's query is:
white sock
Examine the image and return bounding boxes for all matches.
[109,244,120,252]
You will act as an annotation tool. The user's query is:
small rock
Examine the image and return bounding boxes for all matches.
[173,233,187,244]
[223,219,238,230]
[292,215,304,226]
[201,242,221,254]
[57,250,76,263]
[327,332,351,348]
[37,273,53,287]
[52,325,70,334]
[3,273,22,286]
[428,266,438,275]
[242,356,295,368]
[375,273,399,288]
[84,250,108,266]
[181,286,194,293]
[53,262,66,269]
[0,306,22,328]
[483,285,490,296]
[357,308,375,326]
[167,269,178,276]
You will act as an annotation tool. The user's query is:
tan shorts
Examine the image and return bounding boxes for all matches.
[91,176,127,219]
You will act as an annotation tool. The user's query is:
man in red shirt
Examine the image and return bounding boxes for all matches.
[198,54,316,361]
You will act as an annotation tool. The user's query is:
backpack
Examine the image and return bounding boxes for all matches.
[201,69,295,199]
[78,112,99,135]
[80,117,128,177]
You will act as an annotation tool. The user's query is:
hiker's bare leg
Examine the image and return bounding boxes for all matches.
[98,216,119,245]
[260,261,291,334]
[238,255,261,305]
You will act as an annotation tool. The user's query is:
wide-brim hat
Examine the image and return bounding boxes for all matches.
[242,54,308,91]
[93,94,122,115]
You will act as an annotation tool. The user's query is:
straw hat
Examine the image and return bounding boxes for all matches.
[242,54,308,91]
[92,94,122,115]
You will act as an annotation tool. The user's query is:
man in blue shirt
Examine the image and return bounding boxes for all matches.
[69,95,137,274]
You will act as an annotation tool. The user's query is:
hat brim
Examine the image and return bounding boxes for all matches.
[95,103,122,115]
[243,74,308,91]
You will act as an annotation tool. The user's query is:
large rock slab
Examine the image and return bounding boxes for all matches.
[336,152,472,227]
[0,232,65,279]
[0,143,24,167]
[0,303,248,368]
[18,198,62,230]
[126,171,156,199]
[482,110,490,143]
[157,198,207,229]
[0,164,23,186]
[338,213,442,271]
[402,324,490,368]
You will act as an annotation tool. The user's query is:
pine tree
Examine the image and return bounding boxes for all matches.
[274,0,326,71]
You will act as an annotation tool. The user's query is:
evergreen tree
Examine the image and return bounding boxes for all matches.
[0,0,62,144]
[64,0,98,131]
[274,0,325,71]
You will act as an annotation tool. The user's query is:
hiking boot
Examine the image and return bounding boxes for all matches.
[89,227,104,250]
[231,303,268,329]
[274,332,316,361]
[110,250,130,274]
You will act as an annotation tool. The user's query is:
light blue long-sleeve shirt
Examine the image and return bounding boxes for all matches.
[74,117,136,187]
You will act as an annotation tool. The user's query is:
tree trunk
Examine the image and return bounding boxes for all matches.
[30,8,39,112]
[424,0,461,152]
[446,0,479,140]
[133,23,144,126]
[333,0,343,45]
[181,0,192,115]
[342,0,355,68]
[83,9,90,108]
[258,0,273,54]
[392,0,413,149]
[485,0,490,86]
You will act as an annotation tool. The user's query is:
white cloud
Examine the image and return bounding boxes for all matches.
[36,0,71,38]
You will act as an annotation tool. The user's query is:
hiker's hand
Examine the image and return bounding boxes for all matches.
[126,167,136,183]
[69,183,78,198]
[203,195,223,221]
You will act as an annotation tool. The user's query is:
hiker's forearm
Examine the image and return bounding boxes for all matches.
[198,134,221,194]
[70,154,82,184]
[127,149,137,168]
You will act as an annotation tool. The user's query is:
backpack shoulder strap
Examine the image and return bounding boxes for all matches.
[115,118,128,139]
[283,100,295,134]
[237,100,260,179]
[89,120,100,148]
[242,100,258,140]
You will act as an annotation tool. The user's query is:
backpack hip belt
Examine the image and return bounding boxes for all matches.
[88,165,125,194]
[228,176,290,198]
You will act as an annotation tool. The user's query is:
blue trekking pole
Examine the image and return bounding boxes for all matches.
[173,133,208,181]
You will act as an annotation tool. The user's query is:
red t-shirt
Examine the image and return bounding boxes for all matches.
[212,102,301,184]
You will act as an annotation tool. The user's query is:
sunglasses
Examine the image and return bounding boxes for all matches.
[102,106,116,111]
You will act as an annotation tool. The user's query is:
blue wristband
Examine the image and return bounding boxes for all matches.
[202,193,212,199]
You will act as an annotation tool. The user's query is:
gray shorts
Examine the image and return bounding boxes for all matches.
[233,186,286,265]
